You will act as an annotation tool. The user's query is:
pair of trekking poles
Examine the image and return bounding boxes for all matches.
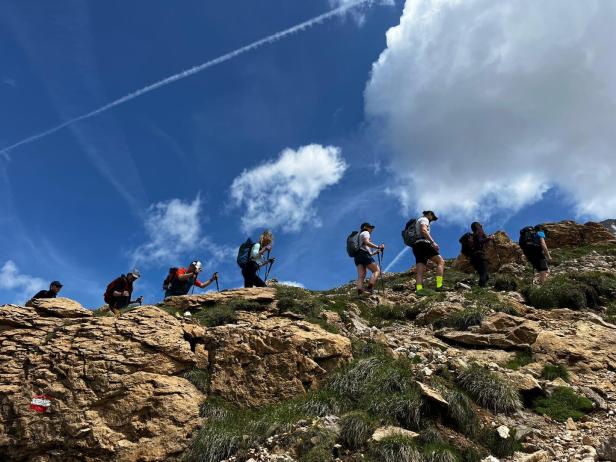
[375,248,386,294]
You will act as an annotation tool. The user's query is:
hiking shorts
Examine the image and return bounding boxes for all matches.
[412,240,440,265]
[354,250,375,267]
[526,251,549,272]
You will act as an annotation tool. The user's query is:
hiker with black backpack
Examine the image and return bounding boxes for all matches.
[103,269,143,316]
[519,225,551,284]
[347,223,384,295]
[459,222,494,287]
[163,261,218,297]
[237,230,275,288]
[402,211,445,294]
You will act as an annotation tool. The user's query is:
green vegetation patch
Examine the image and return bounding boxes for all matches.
[523,271,616,310]
[183,368,210,393]
[479,428,522,458]
[340,411,377,450]
[532,387,593,422]
[504,349,534,371]
[457,364,522,414]
[550,243,616,265]
[541,363,570,382]
[369,435,422,462]
[363,303,420,327]
[493,274,523,292]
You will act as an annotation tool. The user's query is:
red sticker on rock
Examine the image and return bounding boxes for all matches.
[30,395,52,413]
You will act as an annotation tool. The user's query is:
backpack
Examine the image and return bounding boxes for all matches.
[519,226,540,250]
[401,218,419,247]
[237,238,254,267]
[459,232,474,257]
[104,276,124,304]
[163,267,179,291]
[346,231,361,257]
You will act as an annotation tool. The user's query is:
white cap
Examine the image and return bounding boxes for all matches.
[129,268,141,279]
[191,260,202,271]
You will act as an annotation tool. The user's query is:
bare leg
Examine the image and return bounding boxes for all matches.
[416,263,426,286]
[356,265,367,291]
[367,262,380,290]
[433,255,445,277]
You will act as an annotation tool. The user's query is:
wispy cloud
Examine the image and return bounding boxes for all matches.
[230,144,348,233]
[329,0,394,26]
[0,260,47,304]
[0,0,376,157]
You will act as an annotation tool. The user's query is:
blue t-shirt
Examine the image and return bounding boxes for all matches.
[536,231,546,240]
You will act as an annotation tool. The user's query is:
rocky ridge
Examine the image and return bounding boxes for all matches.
[1,220,615,462]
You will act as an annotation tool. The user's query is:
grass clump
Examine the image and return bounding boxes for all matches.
[193,304,238,327]
[439,387,480,438]
[339,411,377,449]
[421,443,460,462]
[369,435,422,462]
[532,387,593,422]
[504,349,534,371]
[365,303,420,326]
[523,271,616,310]
[607,302,616,323]
[457,364,522,414]
[183,368,210,393]
[493,274,522,292]
[297,428,337,462]
[479,428,521,458]
[437,307,487,331]
[541,363,570,382]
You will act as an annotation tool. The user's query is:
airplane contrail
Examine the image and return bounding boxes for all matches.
[384,246,410,272]
[0,0,373,157]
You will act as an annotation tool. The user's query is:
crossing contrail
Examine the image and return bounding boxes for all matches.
[384,246,410,272]
[0,0,373,157]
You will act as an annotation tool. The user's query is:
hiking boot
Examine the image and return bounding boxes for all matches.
[435,286,444,293]
[366,283,374,294]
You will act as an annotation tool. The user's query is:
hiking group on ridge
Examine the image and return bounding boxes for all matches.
[23,216,553,312]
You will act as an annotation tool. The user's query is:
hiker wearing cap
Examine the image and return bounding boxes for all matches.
[519,225,551,284]
[103,269,143,316]
[355,223,385,295]
[238,230,275,288]
[469,222,494,287]
[25,281,63,306]
[411,211,445,293]
[164,260,218,297]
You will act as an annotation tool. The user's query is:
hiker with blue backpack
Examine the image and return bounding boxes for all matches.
[519,225,551,284]
[237,230,275,288]
[402,211,445,294]
[347,223,384,295]
[459,222,494,287]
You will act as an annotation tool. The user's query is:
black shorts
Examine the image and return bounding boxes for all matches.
[526,250,549,272]
[354,250,375,267]
[412,240,439,265]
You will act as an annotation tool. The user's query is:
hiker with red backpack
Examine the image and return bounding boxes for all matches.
[519,225,551,284]
[347,223,384,295]
[402,211,445,294]
[163,261,218,298]
[459,222,494,287]
[237,230,275,288]
[103,269,143,316]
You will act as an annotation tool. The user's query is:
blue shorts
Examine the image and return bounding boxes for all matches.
[354,250,375,267]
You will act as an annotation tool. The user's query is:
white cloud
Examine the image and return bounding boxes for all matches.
[0,260,47,303]
[131,195,234,268]
[365,0,616,221]
[330,0,395,26]
[230,144,348,233]
[278,281,306,288]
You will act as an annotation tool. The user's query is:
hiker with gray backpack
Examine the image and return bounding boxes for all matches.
[237,230,275,288]
[347,223,384,295]
[459,222,494,287]
[519,225,551,284]
[402,211,445,294]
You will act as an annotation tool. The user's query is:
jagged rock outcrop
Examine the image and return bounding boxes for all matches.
[601,219,616,236]
[0,291,352,461]
[542,220,616,248]
[453,230,526,273]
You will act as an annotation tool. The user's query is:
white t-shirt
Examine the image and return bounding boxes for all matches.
[416,217,430,239]
[359,230,371,253]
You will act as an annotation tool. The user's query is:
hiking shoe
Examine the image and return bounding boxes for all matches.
[435,287,444,292]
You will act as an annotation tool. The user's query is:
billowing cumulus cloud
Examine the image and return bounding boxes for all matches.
[365,0,616,221]
[231,144,348,233]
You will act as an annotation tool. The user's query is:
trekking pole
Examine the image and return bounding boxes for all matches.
[377,249,385,294]
[215,274,220,292]
[264,258,274,282]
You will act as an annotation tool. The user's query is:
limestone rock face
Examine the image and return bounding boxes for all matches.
[436,313,541,349]
[542,220,616,248]
[453,231,526,273]
[162,287,276,311]
[26,297,93,318]
[0,304,204,462]
[202,313,352,407]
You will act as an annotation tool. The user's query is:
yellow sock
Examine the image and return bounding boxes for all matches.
[436,276,443,289]
[416,284,423,292]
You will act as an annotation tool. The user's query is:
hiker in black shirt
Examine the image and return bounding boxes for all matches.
[470,222,494,287]
[26,281,63,306]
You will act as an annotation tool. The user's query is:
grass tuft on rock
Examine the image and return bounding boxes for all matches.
[493,274,523,292]
[182,368,210,393]
[367,303,420,326]
[541,363,570,382]
[421,443,461,462]
[457,364,522,414]
[479,428,521,458]
[532,387,593,422]
[339,411,377,449]
[504,349,534,371]
[369,435,422,462]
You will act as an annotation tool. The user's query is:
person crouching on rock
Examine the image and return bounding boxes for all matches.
[25,281,63,307]
[164,261,217,298]
[355,222,385,295]
[103,269,143,316]
[242,230,275,288]
[469,222,495,287]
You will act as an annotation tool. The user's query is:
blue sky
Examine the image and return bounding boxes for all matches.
[1,0,614,307]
